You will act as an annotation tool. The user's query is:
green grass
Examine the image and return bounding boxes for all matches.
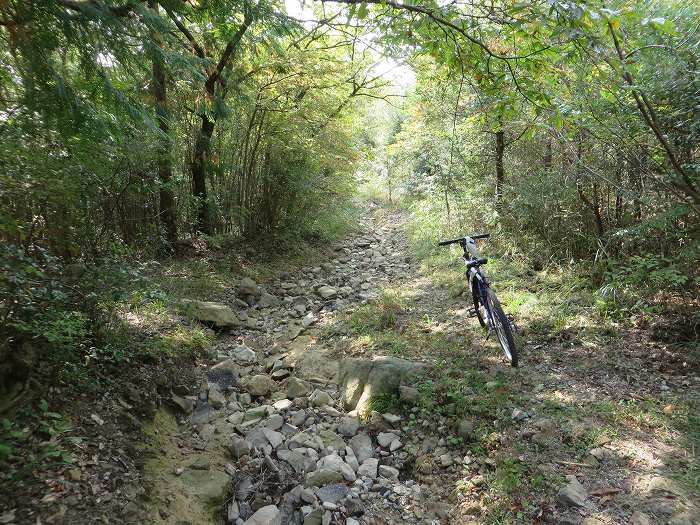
[367,392,402,415]
[349,289,409,333]
[408,224,618,347]
[151,259,236,303]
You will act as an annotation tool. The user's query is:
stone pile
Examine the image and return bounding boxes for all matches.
[174,218,463,524]
[177,340,442,525]
[184,224,412,345]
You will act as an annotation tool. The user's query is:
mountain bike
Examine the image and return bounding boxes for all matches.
[438,234,519,367]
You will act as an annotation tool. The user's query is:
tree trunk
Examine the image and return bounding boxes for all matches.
[543,138,552,172]
[495,129,505,204]
[183,6,255,235]
[630,145,647,221]
[150,0,178,245]
[575,131,605,238]
[192,115,215,234]
[614,150,624,226]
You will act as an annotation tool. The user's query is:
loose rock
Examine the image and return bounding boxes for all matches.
[243,504,281,525]
[245,375,274,396]
[287,377,312,398]
[558,475,587,507]
[349,433,374,464]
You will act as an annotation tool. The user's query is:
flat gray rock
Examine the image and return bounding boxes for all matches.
[377,432,398,448]
[232,344,257,363]
[181,299,242,329]
[305,468,343,487]
[316,483,349,504]
[357,458,378,479]
[349,433,373,464]
[243,504,281,525]
[337,416,360,437]
[557,475,587,507]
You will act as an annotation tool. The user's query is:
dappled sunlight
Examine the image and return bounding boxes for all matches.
[537,389,578,406]
[3,0,698,519]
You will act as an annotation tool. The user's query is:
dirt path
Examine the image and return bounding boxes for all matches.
[142,204,699,525]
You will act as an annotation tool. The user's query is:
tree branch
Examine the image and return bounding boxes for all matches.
[163,7,206,60]
[320,0,550,61]
[608,21,699,207]
[56,0,136,17]
[204,3,256,95]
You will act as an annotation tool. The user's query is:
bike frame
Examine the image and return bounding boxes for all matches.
[461,237,497,329]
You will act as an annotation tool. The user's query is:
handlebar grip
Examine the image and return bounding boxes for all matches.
[438,233,490,246]
[438,237,464,246]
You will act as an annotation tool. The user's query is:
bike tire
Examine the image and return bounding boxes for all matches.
[471,279,487,328]
[486,289,519,367]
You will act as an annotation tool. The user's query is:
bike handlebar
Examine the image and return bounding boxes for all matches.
[437,233,490,246]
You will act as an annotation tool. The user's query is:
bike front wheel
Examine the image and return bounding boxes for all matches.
[471,278,487,328]
[486,289,519,367]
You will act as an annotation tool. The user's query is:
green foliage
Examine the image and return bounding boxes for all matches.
[0,241,193,388]
[491,457,527,494]
[367,392,402,415]
[595,245,697,318]
[361,0,700,317]
[0,244,65,333]
[0,400,74,483]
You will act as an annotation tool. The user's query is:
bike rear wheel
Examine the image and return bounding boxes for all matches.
[486,289,519,367]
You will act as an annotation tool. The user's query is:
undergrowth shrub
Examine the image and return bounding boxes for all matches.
[0,243,163,390]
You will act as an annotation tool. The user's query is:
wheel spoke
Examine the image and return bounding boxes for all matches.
[489,294,513,362]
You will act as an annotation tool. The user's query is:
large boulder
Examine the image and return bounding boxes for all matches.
[238,277,259,297]
[180,468,231,505]
[339,356,428,414]
[284,336,337,382]
[181,300,242,329]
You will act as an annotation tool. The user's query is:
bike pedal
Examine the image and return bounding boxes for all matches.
[467,308,479,318]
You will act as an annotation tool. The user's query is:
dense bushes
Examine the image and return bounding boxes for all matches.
[363,0,700,316]
[0,1,370,262]
[0,0,374,389]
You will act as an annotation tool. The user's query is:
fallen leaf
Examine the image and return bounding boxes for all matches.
[90,414,104,426]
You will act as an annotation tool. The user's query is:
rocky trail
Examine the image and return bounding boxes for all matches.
[137,204,698,525]
[145,206,443,525]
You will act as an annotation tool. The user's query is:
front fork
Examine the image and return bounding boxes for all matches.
[467,269,492,328]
